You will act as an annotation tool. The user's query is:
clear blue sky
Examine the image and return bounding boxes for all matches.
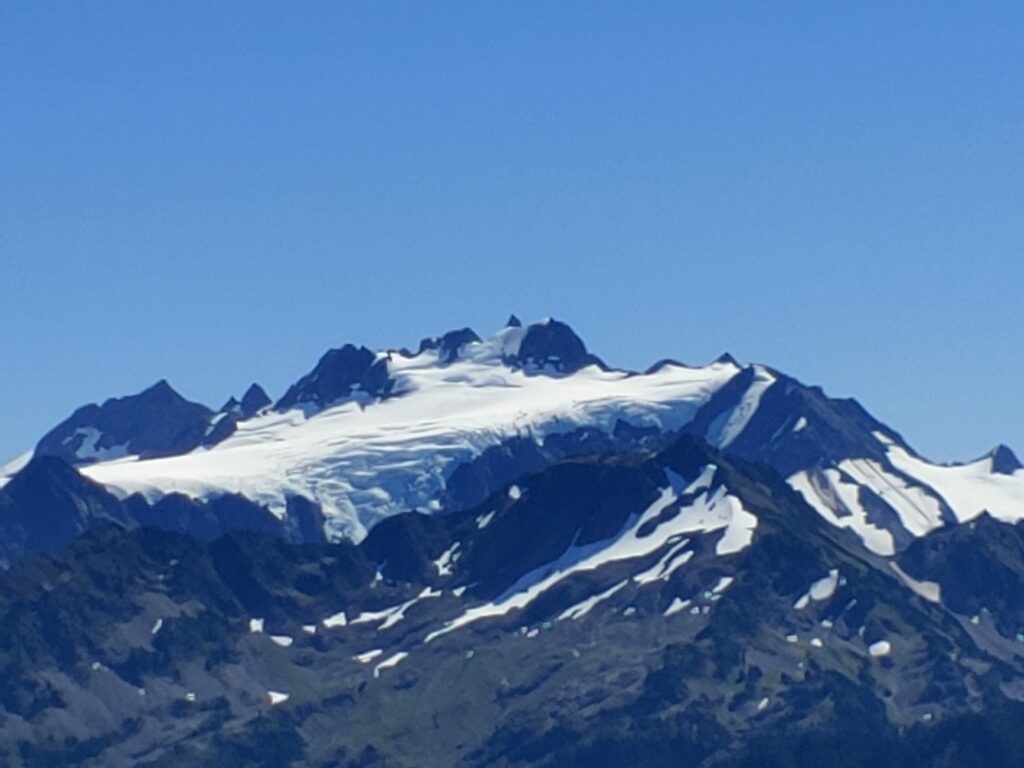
[1,2,1021,465]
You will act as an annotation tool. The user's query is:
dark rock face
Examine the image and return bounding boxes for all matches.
[899,513,1024,632]
[507,319,606,374]
[0,459,328,567]
[417,328,482,363]
[35,380,214,465]
[275,345,392,411]
[239,383,271,417]
[990,445,1023,475]
[205,384,274,447]
[0,456,134,565]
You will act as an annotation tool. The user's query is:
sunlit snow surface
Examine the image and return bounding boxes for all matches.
[789,432,1024,556]
[0,451,32,489]
[425,467,757,641]
[79,336,741,540]
[9,323,1021,554]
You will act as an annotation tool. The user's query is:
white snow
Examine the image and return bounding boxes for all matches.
[810,637,824,648]
[267,690,290,705]
[757,697,770,712]
[795,570,839,609]
[375,651,409,671]
[425,471,757,642]
[150,618,163,636]
[788,470,897,556]
[889,562,942,603]
[353,588,441,631]
[475,511,496,530]
[508,484,522,500]
[705,366,776,449]
[558,580,629,621]
[809,570,840,601]
[868,640,891,657]
[302,624,317,635]
[434,543,461,577]
[65,427,130,462]
[837,458,945,537]
[789,431,1024,554]
[352,601,416,631]
[632,538,692,585]
[270,635,293,647]
[0,450,32,488]
[664,597,692,617]
[76,330,743,541]
[712,576,734,594]
[793,417,808,433]
[354,649,383,664]
[323,611,348,629]
[881,437,1024,525]
[249,618,264,634]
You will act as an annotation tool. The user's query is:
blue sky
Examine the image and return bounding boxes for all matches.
[1,2,1021,464]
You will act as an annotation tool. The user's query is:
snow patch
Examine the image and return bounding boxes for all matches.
[558,580,629,621]
[426,476,756,642]
[434,543,461,577]
[869,640,891,657]
[375,651,409,671]
[795,570,839,610]
[664,597,691,617]
[705,366,776,449]
[354,649,383,664]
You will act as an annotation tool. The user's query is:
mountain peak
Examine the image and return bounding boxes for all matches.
[275,344,392,412]
[418,328,482,363]
[505,318,605,374]
[506,313,522,328]
[990,444,1022,475]
[138,378,183,402]
[240,383,271,416]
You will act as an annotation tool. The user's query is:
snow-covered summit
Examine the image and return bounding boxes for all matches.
[7,317,1024,552]
[75,319,741,540]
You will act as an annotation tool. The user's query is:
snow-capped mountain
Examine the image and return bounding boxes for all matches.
[3,316,1024,766]
[7,317,1023,553]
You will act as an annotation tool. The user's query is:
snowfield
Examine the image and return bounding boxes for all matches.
[78,327,742,540]
[4,321,1022,554]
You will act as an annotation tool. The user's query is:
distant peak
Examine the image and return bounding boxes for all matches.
[220,396,241,413]
[141,379,181,399]
[990,444,1022,475]
[417,328,482,363]
[240,383,271,416]
[715,353,739,366]
[506,314,522,328]
[506,318,605,374]
[275,344,392,411]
